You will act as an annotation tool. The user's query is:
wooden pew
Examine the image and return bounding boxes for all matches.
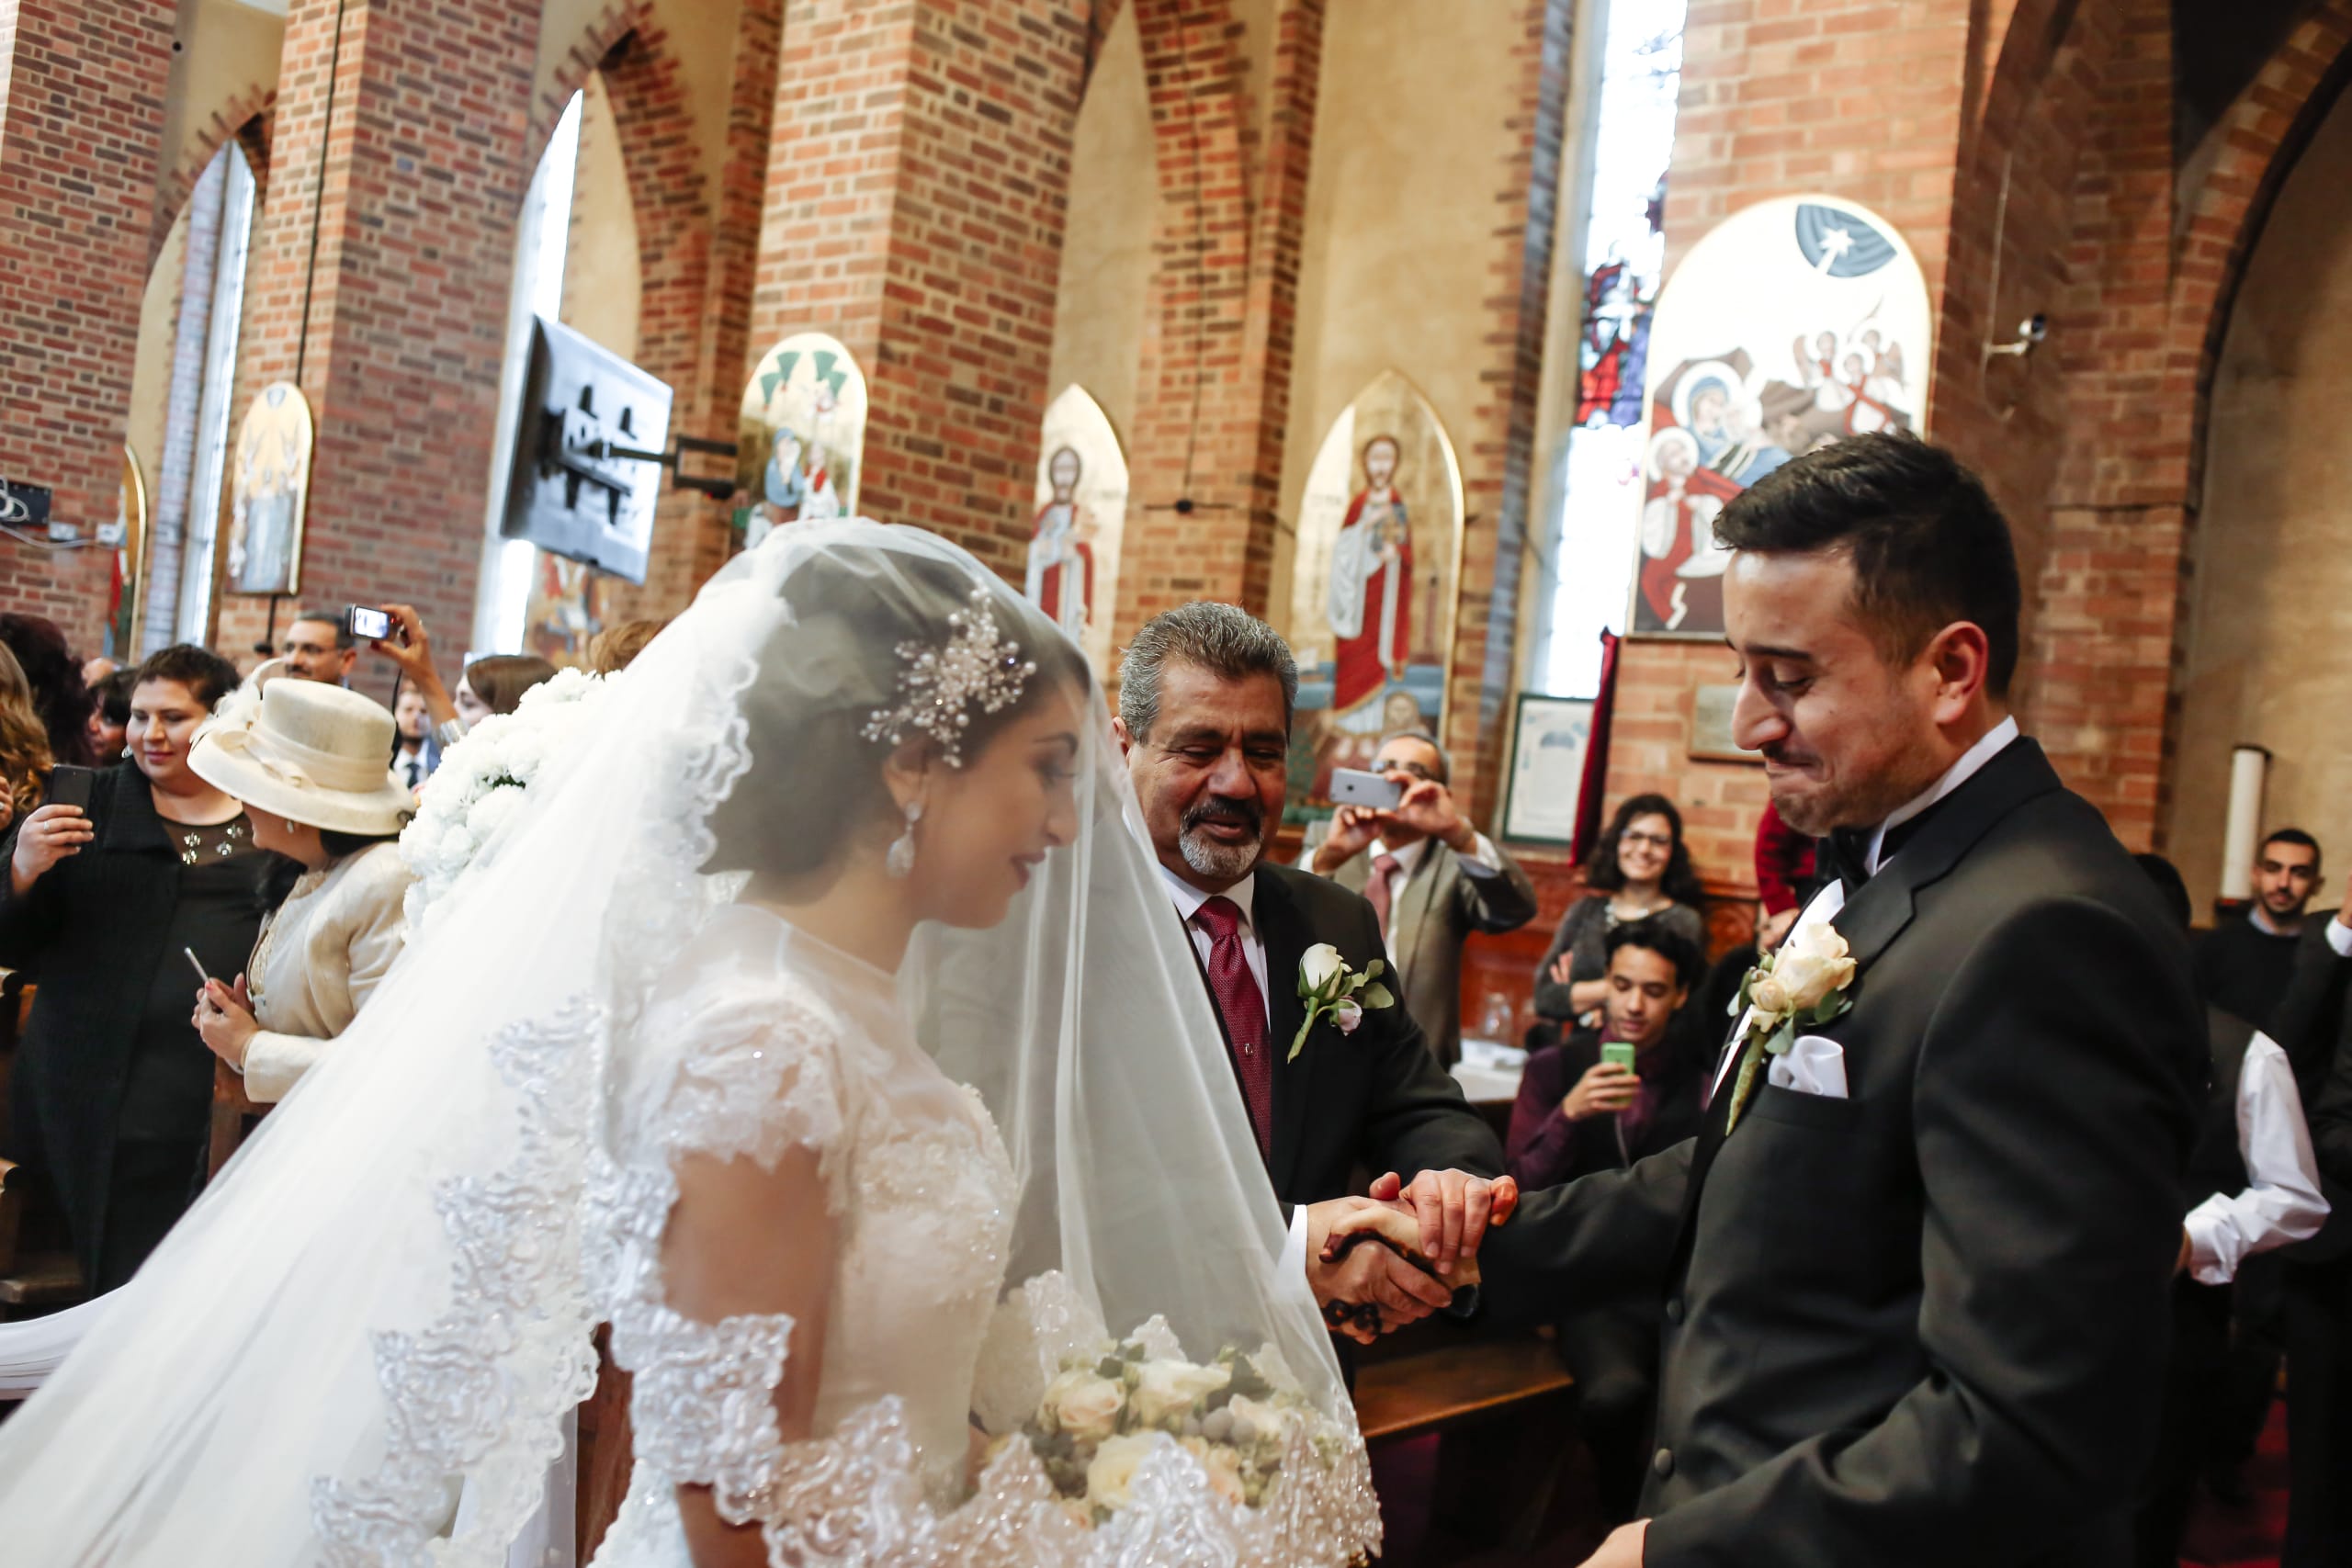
[207,1057,266,1178]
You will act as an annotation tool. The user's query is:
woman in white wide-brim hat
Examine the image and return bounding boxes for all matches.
[186,669,416,1102]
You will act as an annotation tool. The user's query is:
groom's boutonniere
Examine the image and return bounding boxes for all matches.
[1292,942,1396,1061]
[1724,922,1858,1132]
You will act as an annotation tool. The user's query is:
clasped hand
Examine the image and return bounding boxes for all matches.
[1303,1168,1518,1343]
[1311,773,1474,874]
[190,974,257,1069]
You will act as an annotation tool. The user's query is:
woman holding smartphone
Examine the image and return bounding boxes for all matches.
[0,645,286,1292]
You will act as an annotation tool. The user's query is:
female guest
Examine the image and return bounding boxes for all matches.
[0,613,95,768]
[0,643,56,830]
[455,653,557,725]
[187,678,414,1102]
[0,646,280,1290]
[1531,792,1708,1033]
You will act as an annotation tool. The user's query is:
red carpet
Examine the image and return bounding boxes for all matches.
[2180,1396,2290,1567]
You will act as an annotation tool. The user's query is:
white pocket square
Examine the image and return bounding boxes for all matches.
[1767,1033,1849,1099]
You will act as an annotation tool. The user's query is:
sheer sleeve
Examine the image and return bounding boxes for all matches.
[595,982,860,1528]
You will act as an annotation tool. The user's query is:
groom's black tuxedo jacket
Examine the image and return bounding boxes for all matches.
[1481,739,2204,1568]
[1201,863,1504,1214]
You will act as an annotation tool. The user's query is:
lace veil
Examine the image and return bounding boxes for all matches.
[0,520,1374,1565]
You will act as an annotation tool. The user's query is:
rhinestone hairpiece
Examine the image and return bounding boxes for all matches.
[861,585,1038,767]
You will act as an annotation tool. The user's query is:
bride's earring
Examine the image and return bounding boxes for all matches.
[887,798,922,879]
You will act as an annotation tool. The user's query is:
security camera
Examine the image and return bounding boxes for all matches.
[1984,311,2050,362]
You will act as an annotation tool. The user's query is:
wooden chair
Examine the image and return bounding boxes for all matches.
[0,976,85,1317]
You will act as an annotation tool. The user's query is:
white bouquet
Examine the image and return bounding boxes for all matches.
[1002,1335,1331,1525]
[399,668,606,940]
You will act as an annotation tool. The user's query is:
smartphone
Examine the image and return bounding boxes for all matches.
[43,763,96,812]
[1329,768,1403,811]
[1600,1041,1638,1073]
[346,604,394,642]
[185,946,212,987]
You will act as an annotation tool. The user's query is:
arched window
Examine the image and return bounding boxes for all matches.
[1525,0,1687,696]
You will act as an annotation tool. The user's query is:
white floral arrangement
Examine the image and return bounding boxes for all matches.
[399,668,607,940]
[1002,1336,1328,1526]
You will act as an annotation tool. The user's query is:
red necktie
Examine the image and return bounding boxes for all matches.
[1367,851,1402,945]
[1193,896,1273,1162]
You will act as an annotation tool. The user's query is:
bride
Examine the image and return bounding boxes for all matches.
[0,523,1386,1566]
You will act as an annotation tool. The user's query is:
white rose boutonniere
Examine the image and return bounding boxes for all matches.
[1724,920,1858,1132]
[1292,942,1395,1061]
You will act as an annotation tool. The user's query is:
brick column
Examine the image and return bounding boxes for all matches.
[751,0,1088,581]
[212,0,537,688]
[0,0,175,649]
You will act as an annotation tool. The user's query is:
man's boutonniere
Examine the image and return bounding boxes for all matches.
[1724,922,1858,1132]
[1292,942,1396,1061]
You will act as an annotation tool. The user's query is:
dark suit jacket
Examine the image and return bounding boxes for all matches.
[1478,739,2204,1567]
[1193,863,1505,1215]
[1323,835,1538,1067]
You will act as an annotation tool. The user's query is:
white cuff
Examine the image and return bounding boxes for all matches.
[1453,832,1500,873]
[2182,1203,2236,1286]
[1279,1206,1313,1312]
[2328,916,2352,959]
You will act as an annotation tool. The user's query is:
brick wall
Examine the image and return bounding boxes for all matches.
[752,0,1088,581]
[212,0,539,700]
[0,0,175,650]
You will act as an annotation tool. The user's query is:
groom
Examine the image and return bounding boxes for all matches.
[1114,602,1517,1337]
[1477,431,2205,1566]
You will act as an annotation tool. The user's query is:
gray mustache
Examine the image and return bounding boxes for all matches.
[1182,796,1264,836]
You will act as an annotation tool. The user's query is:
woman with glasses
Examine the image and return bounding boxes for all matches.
[1531,792,1709,1034]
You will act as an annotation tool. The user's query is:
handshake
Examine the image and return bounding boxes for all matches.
[1303,1169,1520,1344]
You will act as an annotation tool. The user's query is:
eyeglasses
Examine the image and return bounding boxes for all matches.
[1620,830,1673,850]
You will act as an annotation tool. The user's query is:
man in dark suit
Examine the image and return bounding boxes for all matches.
[1113,602,1519,1337]
[1307,728,1539,1067]
[1460,433,2205,1566]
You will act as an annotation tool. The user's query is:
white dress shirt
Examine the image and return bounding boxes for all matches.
[2184,1030,2332,1284]
[1154,863,1317,1292]
[1713,717,2021,1099]
[1363,831,1503,970]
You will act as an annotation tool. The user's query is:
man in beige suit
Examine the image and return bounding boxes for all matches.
[1308,728,1539,1067]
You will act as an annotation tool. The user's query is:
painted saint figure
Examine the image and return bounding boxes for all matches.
[1637,426,1738,634]
[1023,445,1092,639]
[1327,434,1412,712]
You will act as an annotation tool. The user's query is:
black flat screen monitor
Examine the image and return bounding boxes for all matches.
[500,315,673,584]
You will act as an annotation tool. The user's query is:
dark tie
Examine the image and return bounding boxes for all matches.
[1367,852,1402,946]
[404,758,422,789]
[1193,896,1273,1161]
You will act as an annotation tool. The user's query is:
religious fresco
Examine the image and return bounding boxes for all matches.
[225,382,314,597]
[736,333,867,547]
[521,553,616,668]
[1626,196,1930,638]
[1025,385,1128,674]
[1283,372,1464,823]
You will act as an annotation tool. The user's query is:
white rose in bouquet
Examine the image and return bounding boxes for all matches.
[1224,1394,1300,1450]
[1044,1368,1125,1445]
[1181,1436,1249,1506]
[1129,1359,1230,1429]
[1084,1432,1159,1510]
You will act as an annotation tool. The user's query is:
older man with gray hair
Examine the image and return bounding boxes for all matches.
[1114,600,1520,1338]
[1307,725,1537,1067]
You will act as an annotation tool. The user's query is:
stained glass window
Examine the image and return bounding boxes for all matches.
[1532,0,1687,696]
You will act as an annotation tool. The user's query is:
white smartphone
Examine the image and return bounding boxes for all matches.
[185,946,212,987]
[1329,768,1403,810]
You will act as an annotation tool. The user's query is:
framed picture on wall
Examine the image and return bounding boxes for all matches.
[1501,693,1596,846]
[1688,682,1761,763]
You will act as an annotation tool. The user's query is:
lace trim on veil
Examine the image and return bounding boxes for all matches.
[310,561,775,1565]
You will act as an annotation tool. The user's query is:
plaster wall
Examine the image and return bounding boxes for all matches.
[2165,83,2352,908]
[1046,4,1152,444]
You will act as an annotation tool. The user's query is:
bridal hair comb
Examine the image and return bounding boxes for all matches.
[862,584,1038,767]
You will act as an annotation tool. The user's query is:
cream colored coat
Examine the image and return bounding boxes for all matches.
[243,841,412,1102]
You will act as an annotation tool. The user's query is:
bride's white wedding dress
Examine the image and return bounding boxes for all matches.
[588,906,1022,1564]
